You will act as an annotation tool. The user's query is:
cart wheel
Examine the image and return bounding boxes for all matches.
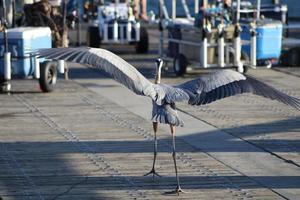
[173,54,187,76]
[87,26,101,47]
[39,61,57,93]
[135,26,149,53]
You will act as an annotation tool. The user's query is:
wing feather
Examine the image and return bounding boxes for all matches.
[37,47,160,101]
[176,70,300,110]
[37,48,300,110]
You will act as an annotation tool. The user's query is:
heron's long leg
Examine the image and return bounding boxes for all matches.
[170,125,184,195]
[144,122,161,179]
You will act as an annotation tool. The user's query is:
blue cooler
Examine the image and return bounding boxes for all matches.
[0,27,51,78]
[241,20,282,60]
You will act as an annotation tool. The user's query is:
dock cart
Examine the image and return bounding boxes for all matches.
[241,19,283,68]
[0,27,63,92]
[158,0,285,76]
[87,0,149,53]
[158,0,246,76]
[239,0,284,68]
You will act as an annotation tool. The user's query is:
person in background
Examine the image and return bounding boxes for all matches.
[112,0,147,21]
[133,0,147,21]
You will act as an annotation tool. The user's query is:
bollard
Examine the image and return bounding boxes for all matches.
[34,56,40,79]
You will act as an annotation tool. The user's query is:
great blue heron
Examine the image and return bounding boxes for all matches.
[36,47,300,195]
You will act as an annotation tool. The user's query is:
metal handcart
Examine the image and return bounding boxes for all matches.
[158,0,246,76]
[158,0,286,76]
[239,0,284,68]
[0,27,64,93]
[0,0,65,93]
[87,0,149,53]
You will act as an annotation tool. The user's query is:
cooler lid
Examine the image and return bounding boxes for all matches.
[256,19,283,28]
[1,27,51,39]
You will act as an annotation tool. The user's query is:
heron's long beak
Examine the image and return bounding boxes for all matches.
[155,59,163,84]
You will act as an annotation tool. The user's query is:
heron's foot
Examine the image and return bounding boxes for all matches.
[143,168,162,179]
[173,186,186,195]
[164,186,186,195]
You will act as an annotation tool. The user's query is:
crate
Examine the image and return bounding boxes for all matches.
[0,27,51,77]
[178,25,235,64]
[241,20,283,60]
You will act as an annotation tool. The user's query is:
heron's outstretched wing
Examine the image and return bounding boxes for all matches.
[176,70,300,110]
[37,47,165,101]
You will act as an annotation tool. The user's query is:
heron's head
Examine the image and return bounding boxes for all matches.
[154,58,163,84]
[155,58,164,71]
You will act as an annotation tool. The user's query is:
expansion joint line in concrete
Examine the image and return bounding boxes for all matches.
[181,95,300,167]
[0,142,45,200]
[80,94,256,199]
[14,94,148,200]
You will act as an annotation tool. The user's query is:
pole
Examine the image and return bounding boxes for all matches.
[256,0,261,20]
[172,0,176,20]
[158,0,164,58]
[250,26,257,67]
[2,0,11,92]
[2,0,8,53]
[195,0,199,15]
[76,0,81,46]
[234,0,243,73]
[12,0,15,27]
[113,0,119,41]
[236,0,240,23]
[201,0,208,68]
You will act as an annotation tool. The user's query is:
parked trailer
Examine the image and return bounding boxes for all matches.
[0,27,63,92]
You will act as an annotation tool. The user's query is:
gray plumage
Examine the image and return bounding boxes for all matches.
[36,47,300,194]
[36,47,300,127]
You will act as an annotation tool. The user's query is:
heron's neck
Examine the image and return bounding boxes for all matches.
[155,67,162,84]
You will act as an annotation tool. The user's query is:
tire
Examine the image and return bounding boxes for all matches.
[87,26,101,48]
[173,54,187,76]
[135,26,149,53]
[39,61,57,93]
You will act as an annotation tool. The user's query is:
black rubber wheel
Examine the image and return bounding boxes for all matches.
[173,54,188,76]
[135,26,149,53]
[39,61,57,93]
[287,47,300,66]
[87,26,101,47]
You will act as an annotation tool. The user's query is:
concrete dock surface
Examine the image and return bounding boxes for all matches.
[0,30,300,199]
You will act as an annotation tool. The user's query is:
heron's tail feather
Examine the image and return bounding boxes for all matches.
[151,114,184,127]
[151,103,184,127]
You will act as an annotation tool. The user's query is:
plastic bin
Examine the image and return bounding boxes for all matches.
[241,20,283,60]
[0,27,51,77]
